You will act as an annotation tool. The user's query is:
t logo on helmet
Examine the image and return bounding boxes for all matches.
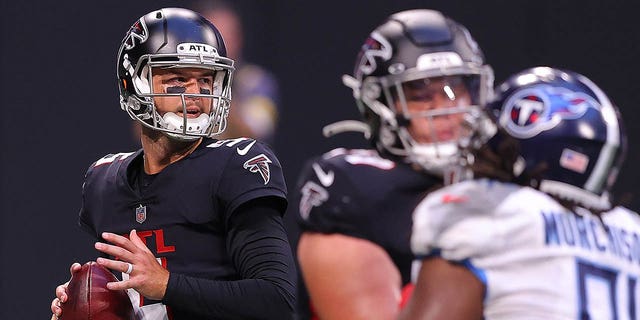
[499,84,600,139]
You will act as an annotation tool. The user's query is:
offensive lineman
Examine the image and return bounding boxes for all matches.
[295,9,493,319]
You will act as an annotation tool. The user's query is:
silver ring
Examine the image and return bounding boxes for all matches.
[125,262,134,275]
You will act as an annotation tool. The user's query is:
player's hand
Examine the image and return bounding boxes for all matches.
[95,229,170,300]
[50,262,82,319]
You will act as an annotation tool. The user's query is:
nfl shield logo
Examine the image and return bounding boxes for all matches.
[135,205,147,224]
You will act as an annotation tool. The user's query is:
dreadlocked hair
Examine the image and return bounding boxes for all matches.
[469,128,517,182]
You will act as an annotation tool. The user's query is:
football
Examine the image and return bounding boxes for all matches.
[62,261,135,320]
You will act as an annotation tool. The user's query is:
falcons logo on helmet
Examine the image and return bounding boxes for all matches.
[355,32,392,79]
[500,84,600,139]
[123,19,149,50]
[243,154,272,185]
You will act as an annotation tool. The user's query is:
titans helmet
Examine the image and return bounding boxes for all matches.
[340,9,493,174]
[117,8,235,141]
[488,67,626,210]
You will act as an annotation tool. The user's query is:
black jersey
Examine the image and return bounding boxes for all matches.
[79,137,288,319]
[296,148,440,285]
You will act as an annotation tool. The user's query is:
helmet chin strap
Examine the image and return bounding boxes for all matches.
[160,112,211,141]
[164,131,201,142]
[410,141,460,174]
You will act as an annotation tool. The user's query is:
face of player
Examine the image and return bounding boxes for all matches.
[151,67,215,118]
[396,75,472,144]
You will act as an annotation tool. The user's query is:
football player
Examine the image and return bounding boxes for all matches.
[294,9,493,319]
[401,67,634,319]
[50,8,295,320]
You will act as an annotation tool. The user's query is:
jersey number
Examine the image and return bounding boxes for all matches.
[577,260,637,319]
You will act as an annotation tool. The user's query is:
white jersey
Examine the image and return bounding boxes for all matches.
[411,179,640,320]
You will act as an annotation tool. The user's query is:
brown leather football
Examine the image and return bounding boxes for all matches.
[62,261,135,320]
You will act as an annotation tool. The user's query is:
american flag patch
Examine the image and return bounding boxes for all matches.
[559,148,589,173]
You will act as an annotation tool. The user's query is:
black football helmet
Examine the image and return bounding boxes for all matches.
[485,67,626,210]
[117,8,235,141]
[339,9,493,174]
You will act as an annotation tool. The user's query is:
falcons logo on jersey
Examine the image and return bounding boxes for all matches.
[499,84,600,139]
[243,154,272,185]
[299,181,329,220]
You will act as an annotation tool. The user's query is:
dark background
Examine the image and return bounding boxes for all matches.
[1,1,638,318]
